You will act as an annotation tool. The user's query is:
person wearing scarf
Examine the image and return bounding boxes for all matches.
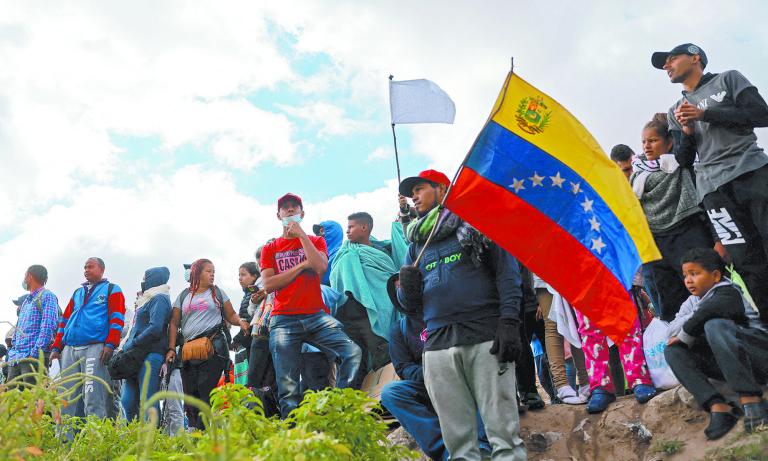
[120,267,172,422]
[395,169,526,460]
[631,113,713,320]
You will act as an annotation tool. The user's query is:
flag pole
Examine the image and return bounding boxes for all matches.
[389,75,402,184]
[411,58,515,267]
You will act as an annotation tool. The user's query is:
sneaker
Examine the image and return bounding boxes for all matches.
[557,386,585,405]
[743,401,768,433]
[524,392,546,410]
[633,384,657,404]
[705,409,740,440]
[587,388,616,414]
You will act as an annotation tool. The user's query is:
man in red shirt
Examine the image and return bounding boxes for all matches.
[260,193,362,417]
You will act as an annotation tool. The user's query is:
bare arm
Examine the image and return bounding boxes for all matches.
[222,300,249,331]
[286,221,328,275]
[165,308,181,362]
[261,262,310,293]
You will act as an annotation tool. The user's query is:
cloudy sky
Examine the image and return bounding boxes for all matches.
[1,1,766,334]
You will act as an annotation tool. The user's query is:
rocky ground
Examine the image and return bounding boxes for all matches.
[388,386,768,461]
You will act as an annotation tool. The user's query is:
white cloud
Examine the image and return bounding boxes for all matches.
[367,145,391,162]
[278,101,374,139]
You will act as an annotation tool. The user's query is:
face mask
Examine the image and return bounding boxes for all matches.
[184,268,191,283]
[22,279,29,291]
[281,214,303,227]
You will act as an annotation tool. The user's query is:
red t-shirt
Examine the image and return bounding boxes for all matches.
[260,235,328,315]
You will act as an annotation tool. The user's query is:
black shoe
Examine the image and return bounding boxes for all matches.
[705,409,740,440]
[524,392,545,410]
[743,401,768,433]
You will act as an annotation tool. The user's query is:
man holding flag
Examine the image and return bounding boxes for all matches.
[395,169,526,460]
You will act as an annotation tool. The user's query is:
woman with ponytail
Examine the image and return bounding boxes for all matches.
[166,259,249,430]
[632,113,714,321]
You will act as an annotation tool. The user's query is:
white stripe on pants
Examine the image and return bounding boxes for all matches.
[424,341,526,461]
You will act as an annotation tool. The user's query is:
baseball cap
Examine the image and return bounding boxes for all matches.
[12,294,28,307]
[398,169,451,198]
[312,224,324,235]
[652,43,708,70]
[277,193,303,211]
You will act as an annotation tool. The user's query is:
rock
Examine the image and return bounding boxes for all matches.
[387,427,430,461]
[528,431,562,452]
[675,386,698,410]
[622,421,653,444]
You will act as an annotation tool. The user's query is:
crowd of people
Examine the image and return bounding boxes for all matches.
[2,43,768,460]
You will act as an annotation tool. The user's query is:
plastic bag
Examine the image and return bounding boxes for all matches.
[48,358,61,379]
[642,318,679,390]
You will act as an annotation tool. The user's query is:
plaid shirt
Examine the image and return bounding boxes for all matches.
[8,288,60,363]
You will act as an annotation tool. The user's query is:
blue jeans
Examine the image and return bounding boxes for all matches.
[121,352,163,422]
[269,312,362,417]
[382,380,491,461]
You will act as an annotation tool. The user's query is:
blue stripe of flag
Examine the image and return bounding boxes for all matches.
[466,120,641,288]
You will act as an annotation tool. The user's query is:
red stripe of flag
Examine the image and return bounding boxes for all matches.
[446,166,636,341]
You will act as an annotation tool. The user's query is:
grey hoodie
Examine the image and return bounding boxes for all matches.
[667,278,764,346]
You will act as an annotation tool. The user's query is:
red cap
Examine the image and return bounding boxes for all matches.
[277,193,303,211]
[398,169,451,197]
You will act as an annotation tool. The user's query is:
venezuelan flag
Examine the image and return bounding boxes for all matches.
[445,71,661,341]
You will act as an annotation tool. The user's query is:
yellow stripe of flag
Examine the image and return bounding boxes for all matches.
[489,72,661,263]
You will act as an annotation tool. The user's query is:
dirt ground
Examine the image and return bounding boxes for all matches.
[390,386,768,461]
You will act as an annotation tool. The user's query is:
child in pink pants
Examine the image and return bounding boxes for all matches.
[576,312,657,413]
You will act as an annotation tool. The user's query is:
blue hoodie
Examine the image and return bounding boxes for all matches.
[319,220,343,285]
[123,267,172,356]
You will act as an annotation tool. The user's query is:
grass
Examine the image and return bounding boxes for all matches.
[652,439,685,455]
[702,431,768,461]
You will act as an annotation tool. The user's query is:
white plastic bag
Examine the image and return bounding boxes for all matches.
[642,318,679,390]
[48,358,61,379]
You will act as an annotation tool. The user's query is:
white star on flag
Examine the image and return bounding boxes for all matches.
[589,216,601,232]
[570,181,581,194]
[509,178,526,193]
[581,198,594,212]
[529,172,545,187]
[591,236,606,254]
[550,172,565,188]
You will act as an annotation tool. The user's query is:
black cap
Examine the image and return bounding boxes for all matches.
[652,43,707,70]
[312,224,323,235]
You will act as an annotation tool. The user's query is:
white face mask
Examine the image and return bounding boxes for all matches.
[184,268,191,283]
[22,279,29,291]
[281,214,303,227]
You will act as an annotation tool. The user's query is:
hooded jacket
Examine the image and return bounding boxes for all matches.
[388,313,426,383]
[667,278,764,346]
[319,220,343,285]
[397,224,522,334]
[123,267,172,356]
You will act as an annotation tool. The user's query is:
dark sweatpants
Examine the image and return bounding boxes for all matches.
[644,215,714,321]
[516,310,546,397]
[703,164,768,321]
[665,318,768,411]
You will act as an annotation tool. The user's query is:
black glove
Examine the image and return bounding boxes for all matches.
[398,266,424,310]
[489,317,522,363]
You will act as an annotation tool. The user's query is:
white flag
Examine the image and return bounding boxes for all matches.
[389,79,456,124]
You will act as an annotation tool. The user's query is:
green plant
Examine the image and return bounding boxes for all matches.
[653,439,685,455]
[0,355,417,461]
